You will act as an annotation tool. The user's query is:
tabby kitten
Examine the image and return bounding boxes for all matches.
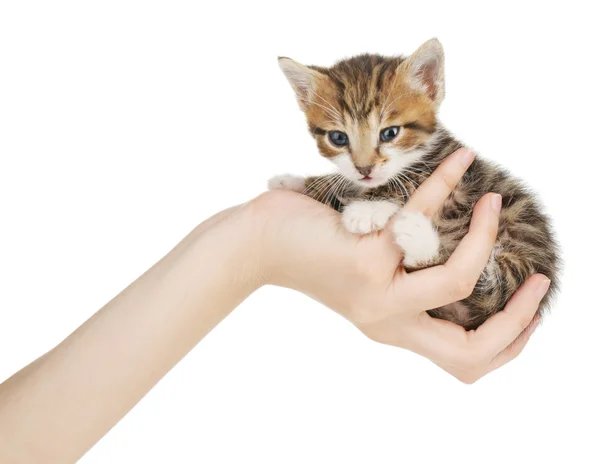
[269,39,559,330]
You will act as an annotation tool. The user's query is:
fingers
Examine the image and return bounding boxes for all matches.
[398,193,501,310]
[470,274,550,359]
[404,148,475,216]
[408,274,549,381]
[435,313,541,384]
[403,315,473,368]
[487,314,541,372]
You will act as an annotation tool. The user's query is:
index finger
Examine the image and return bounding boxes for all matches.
[404,148,475,216]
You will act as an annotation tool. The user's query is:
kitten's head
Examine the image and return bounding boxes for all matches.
[279,38,445,188]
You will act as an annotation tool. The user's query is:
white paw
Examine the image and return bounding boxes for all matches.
[268,174,306,192]
[393,211,440,267]
[342,201,399,235]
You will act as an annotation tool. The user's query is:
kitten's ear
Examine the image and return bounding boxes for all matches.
[400,38,445,106]
[278,57,323,110]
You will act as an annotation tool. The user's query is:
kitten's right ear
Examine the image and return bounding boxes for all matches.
[278,57,323,110]
[399,38,445,107]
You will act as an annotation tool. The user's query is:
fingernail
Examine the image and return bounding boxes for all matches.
[491,193,502,215]
[535,279,551,300]
[461,150,475,168]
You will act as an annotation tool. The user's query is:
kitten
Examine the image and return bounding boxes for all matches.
[269,39,560,330]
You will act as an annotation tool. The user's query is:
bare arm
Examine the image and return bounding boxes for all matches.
[0,149,549,462]
[0,205,261,463]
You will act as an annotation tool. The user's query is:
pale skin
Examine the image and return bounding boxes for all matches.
[0,148,550,463]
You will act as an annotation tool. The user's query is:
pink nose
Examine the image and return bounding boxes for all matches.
[356,165,374,177]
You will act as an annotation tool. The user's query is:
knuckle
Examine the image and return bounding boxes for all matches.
[449,277,477,301]
[517,314,533,333]
[249,190,289,213]
[441,171,457,191]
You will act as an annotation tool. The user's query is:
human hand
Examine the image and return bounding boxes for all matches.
[248,148,549,383]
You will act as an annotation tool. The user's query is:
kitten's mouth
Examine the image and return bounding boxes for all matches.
[354,175,389,189]
[358,176,375,186]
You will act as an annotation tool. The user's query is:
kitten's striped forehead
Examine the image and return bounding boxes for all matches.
[311,54,404,122]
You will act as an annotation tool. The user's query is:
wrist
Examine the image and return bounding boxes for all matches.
[192,199,269,294]
[240,190,333,290]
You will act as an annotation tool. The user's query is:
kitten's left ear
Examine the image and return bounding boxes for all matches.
[278,57,324,110]
[400,38,445,106]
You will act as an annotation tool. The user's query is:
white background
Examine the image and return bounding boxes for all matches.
[1,1,598,462]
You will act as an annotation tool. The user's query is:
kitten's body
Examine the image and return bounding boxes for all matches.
[271,40,559,330]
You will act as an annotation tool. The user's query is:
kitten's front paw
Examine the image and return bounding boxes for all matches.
[342,201,399,235]
[393,211,440,267]
[268,174,306,193]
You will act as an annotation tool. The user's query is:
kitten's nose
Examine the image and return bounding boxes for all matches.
[356,165,374,177]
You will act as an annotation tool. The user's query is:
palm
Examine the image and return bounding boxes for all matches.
[258,147,547,383]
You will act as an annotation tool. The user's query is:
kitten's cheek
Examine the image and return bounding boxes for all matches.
[331,154,358,180]
[373,166,390,183]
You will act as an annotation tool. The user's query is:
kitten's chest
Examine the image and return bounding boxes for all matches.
[336,179,471,254]
[337,177,418,208]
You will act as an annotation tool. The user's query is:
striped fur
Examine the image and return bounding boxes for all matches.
[275,39,560,330]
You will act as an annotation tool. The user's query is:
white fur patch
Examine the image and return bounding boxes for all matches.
[268,174,306,192]
[330,130,442,190]
[330,154,359,181]
[342,200,399,235]
[393,210,440,267]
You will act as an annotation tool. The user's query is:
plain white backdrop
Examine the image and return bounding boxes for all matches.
[1,1,598,462]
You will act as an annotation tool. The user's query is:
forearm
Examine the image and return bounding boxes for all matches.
[0,206,261,463]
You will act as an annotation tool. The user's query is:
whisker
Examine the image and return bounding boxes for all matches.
[390,177,409,202]
[314,175,342,204]
[381,95,402,121]
[307,89,343,120]
[379,68,400,121]
[397,172,421,190]
[324,175,346,207]
[302,174,332,197]
[403,164,433,176]
[403,168,431,177]
[398,172,421,194]
[303,174,336,198]
[306,89,343,123]
[308,100,342,123]
[326,175,348,206]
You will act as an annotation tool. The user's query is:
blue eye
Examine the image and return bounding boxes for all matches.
[328,131,349,147]
[380,126,400,142]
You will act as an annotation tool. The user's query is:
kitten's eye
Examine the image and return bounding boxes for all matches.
[380,126,400,142]
[328,131,349,147]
